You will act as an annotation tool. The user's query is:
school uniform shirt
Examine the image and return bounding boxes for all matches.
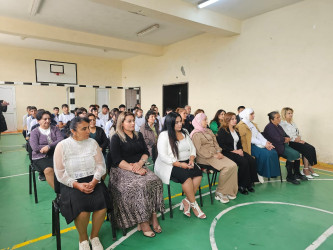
[98,113,109,126]
[104,120,113,138]
[95,118,105,129]
[59,113,75,125]
[135,116,145,132]
[23,114,29,130]
[52,114,60,125]
[27,116,37,135]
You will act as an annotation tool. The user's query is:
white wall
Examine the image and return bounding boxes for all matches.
[122,0,333,163]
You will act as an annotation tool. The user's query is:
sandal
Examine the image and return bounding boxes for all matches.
[190,201,206,219]
[137,223,155,238]
[179,198,191,217]
[153,225,162,234]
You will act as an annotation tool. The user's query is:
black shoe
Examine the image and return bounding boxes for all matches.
[295,173,308,181]
[286,177,300,185]
[247,187,255,193]
[38,172,46,181]
[238,187,249,195]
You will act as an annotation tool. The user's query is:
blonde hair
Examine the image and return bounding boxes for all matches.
[175,108,186,114]
[116,111,138,142]
[281,107,294,121]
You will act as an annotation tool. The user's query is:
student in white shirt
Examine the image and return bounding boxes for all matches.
[58,104,75,129]
[26,106,37,139]
[135,108,145,132]
[52,107,60,125]
[23,106,31,138]
[91,108,105,129]
[98,105,109,125]
[153,107,163,131]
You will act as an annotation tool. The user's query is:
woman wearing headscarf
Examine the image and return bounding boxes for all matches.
[236,108,280,182]
[191,113,238,203]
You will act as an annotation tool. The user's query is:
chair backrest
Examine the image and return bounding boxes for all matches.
[54,173,61,194]
[26,141,33,162]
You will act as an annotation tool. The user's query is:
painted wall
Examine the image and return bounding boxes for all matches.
[0,44,123,130]
[122,0,333,163]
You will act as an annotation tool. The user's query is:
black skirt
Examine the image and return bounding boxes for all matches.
[33,155,53,172]
[170,160,202,184]
[59,175,110,224]
[289,142,317,166]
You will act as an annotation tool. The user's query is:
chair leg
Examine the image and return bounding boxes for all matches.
[161,211,165,220]
[279,161,283,183]
[198,185,203,207]
[107,210,117,241]
[207,172,214,205]
[122,228,127,236]
[268,178,270,181]
[32,169,38,203]
[213,172,217,186]
[29,165,31,194]
[167,185,173,218]
[52,201,56,236]
[55,205,61,250]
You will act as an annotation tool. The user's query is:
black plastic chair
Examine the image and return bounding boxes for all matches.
[27,141,38,203]
[197,164,219,204]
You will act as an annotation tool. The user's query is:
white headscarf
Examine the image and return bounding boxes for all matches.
[239,108,254,127]
[239,108,267,147]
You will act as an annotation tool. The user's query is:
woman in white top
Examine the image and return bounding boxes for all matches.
[280,107,318,178]
[217,112,258,195]
[54,117,109,250]
[155,112,206,219]
[236,108,280,181]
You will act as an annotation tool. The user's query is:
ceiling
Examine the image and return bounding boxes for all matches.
[0,0,304,59]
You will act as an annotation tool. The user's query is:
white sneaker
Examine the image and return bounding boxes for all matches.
[89,237,104,250]
[227,195,237,200]
[215,192,229,204]
[306,175,314,179]
[257,174,264,183]
[312,173,319,177]
[79,240,91,250]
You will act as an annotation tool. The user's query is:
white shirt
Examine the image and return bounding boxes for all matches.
[53,114,60,125]
[135,116,145,132]
[280,120,300,142]
[23,114,28,129]
[96,118,105,129]
[104,120,113,138]
[98,113,109,126]
[59,113,75,124]
[156,115,163,131]
[154,130,196,184]
[54,137,106,188]
[27,116,37,135]
[230,130,239,150]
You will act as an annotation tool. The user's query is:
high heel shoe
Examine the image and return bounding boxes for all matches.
[303,167,314,179]
[190,201,206,219]
[309,166,319,177]
[179,198,191,217]
[137,224,156,238]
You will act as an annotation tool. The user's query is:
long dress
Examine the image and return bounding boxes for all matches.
[109,132,164,229]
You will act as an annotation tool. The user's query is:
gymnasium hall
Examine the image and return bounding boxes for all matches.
[0,0,332,249]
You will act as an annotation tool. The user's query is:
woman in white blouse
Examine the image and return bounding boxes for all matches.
[154,112,206,219]
[236,108,280,182]
[280,107,318,178]
[54,117,109,250]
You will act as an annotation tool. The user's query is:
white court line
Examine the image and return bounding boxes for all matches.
[0,172,29,179]
[305,225,333,250]
[209,201,333,250]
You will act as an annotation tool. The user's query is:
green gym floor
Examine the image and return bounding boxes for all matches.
[1,133,333,250]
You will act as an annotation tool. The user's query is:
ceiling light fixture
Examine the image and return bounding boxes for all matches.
[136,24,160,37]
[198,0,219,9]
[29,0,43,16]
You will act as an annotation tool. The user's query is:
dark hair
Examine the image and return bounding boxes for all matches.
[194,109,204,116]
[76,107,87,116]
[162,112,187,159]
[62,104,68,109]
[27,106,31,110]
[89,104,96,108]
[95,104,100,109]
[91,107,98,112]
[102,104,109,109]
[237,106,245,111]
[221,112,236,132]
[70,116,90,132]
[145,110,156,123]
[210,109,225,126]
[53,107,59,110]
[87,113,95,118]
[268,111,279,122]
[30,106,37,111]
[119,104,126,109]
[36,110,52,121]
[111,109,120,129]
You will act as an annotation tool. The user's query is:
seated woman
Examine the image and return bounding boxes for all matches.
[140,110,160,163]
[236,108,280,183]
[109,112,164,237]
[87,113,109,154]
[191,113,238,203]
[210,109,226,135]
[217,112,258,194]
[280,107,318,179]
[54,117,109,250]
[263,111,307,185]
[176,107,194,133]
[155,112,206,218]
[29,110,63,189]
